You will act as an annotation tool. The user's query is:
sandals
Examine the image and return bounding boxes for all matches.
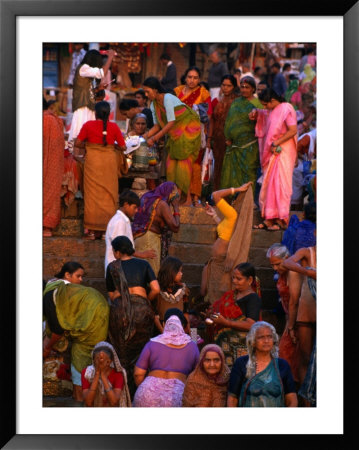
[253,222,281,231]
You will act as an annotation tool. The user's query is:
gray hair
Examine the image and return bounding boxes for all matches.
[266,243,290,259]
[245,321,279,379]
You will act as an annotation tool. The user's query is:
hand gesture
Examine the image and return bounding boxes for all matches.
[145,249,157,259]
[306,268,316,280]
[147,137,155,147]
[237,181,252,192]
[107,49,116,60]
[204,204,216,216]
[211,312,227,327]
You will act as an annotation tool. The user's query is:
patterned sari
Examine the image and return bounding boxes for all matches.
[174,85,212,197]
[221,96,262,192]
[152,96,201,195]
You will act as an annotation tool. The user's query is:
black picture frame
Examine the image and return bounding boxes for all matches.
[1,0,356,448]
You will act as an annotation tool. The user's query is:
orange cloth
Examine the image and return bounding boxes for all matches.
[43,110,65,229]
[83,143,118,231]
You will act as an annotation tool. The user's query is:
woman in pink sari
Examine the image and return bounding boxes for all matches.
[252,89,297,231]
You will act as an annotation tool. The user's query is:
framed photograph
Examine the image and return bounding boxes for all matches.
[1,0,355,448]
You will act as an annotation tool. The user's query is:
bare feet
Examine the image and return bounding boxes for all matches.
[43,227,52,237]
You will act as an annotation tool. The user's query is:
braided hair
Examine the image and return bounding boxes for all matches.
[95,101,111,146]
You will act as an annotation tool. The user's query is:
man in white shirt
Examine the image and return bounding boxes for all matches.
[104,190,156,272]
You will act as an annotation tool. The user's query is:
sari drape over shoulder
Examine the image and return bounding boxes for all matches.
[220,97,262,191]
[259,102,297,221]
[152,98,201,195]
[45,282,109,374]
[43,110,65,229]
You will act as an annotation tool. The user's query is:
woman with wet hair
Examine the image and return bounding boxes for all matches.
[227,321,297,407]
[75,101,126,240]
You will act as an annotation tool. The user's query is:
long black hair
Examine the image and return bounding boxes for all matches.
[258,88,285,103]
[143,77,166,94]
[157,256,183,292]
[95,101,111,146]
[183,66,202,80]
[81,49,103,68]
[55,261,84,279]
[221,74,237,88]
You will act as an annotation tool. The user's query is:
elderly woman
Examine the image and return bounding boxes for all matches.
[127,113,148,137]
[227,321,298,407]
[106,235,160,398]
[182,344,230,407]
[266,243,298,381]
[43,270,109,402]
[81,341,131,407]
[142,76,201,203]
[133,314,199,407]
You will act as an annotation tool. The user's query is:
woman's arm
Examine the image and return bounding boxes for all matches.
[134,366,147,386]
[100,372,122,407]
[82,370,100,407]
[211,313,255,331]
[156,200,180,233]
[147,121,175,147]
[144,124,161,140]
[272,124,297,147]
[43,333,63,358]
[286,271,302,345]
[206,115,214,148]
[285,392,298,407]
[99,49,115,83]
[148,280,160,301]
[212,182,252,204]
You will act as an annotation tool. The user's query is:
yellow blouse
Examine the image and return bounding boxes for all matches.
[216,198,238,241]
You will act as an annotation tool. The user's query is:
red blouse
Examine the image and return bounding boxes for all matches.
[81,368,124,406]
[77,120,125,146]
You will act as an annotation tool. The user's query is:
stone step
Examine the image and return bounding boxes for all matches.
[172,224,217,245]
[168,243,212,265]
[43,237,105,258]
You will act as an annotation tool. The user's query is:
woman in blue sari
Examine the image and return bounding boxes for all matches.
[227,321,297,407]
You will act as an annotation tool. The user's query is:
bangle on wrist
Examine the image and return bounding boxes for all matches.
[105,387,112,393]
[288,327,294,331]
[231,187,235,195]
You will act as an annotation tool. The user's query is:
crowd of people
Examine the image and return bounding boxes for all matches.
[43,44,317,408]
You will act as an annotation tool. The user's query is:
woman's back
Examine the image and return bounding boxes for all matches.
[136,340,199,375]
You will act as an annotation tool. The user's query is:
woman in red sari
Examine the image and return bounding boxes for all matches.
[43,97,65,237]
[174,67,212,206]
[206,75,238,191]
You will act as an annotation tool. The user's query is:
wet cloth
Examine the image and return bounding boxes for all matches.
[43,281,109,375]
[151,94,201,195]
[133,376,185,407]
[259,102,297,221]
[221,96,262,192]
[81,341,131,407]
[107,259,155,398]
[229,356,296,407]
[206,188,254,304]
[182,344,230,407]
[43,110,65,229]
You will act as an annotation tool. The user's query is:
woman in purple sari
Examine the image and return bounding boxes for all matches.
[132,181,181,275]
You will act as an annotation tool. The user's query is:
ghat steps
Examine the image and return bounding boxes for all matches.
[43,202,302,330]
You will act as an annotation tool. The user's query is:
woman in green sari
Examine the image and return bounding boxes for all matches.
[143,77,201,204]
[43,263,110,401]
[220,76,262,193]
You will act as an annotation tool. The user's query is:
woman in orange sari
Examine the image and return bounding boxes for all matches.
[174,67,212,206]
[43,97,65,237]
[75,101,126,240]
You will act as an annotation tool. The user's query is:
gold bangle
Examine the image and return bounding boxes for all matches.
[231,187,235,195]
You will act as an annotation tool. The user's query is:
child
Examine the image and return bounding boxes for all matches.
[154,256,190,333]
